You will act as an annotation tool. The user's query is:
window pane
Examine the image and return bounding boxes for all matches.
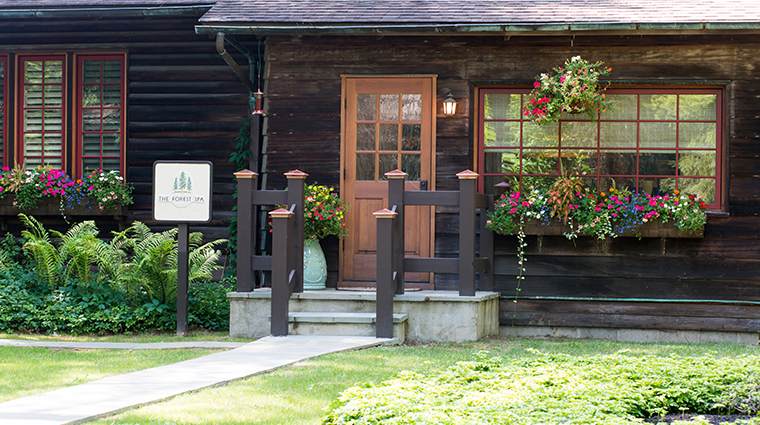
[640,177,675,197]
[356,124,375,151]
[679,178,715,204]
[24,61,43,84]
[378,154,397,178]
[83,109,101,131]
[401,124,421,151]
[484,122,519,147]
[523,122,558,147]
[523,150,559,175]
[356,154,375,181]
[561,150,597,176]
[357,94,375,121]
[44,109,62,131]
[401,154,420,180]
[561,121,598,148]
[600,177,635,194]
[24,85,43,107]
[599,150,636,175]
[24,110,43,131]
[44,134,62,155]
[103,60,121,83]
[24,134,42,155]
[401,94,421,121]
[483,149,519,174]
[639,151,676,175]
[25,157,42,168]
[678,151,716,176]
[679,123,716,149]
[601,94,637,120]
[44,61,63,83]
[101,157,121,171]
[103,134,121,156]
[640,94,676,120]
[83,134,101,156]
[640,122,676,148]
[484,93,521,120]
[103,109,120,131]
[600,122,636,148]
[379,94,398,121]
[103,85,121,107]
[44,85,62,107]
[82,85,101,107]
[83,158,101,172]
[379,124,397,151]
[679,95,717,120]
[83,61,101,83]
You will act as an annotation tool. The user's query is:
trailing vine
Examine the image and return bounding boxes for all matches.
[226,118,252,276]
[512,216,526,325]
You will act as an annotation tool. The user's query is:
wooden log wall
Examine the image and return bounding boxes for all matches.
[0,13,251,242]
[265,34,760,331]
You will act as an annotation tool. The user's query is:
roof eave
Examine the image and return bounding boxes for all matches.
[0,5,213,19]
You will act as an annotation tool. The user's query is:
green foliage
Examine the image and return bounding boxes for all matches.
[324,351,760,425]
[188,278,234,331]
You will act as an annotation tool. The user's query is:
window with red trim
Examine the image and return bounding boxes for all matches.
[478,88,722,209]
[0,55,6,167]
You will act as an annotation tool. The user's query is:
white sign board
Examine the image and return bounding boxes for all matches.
[153,161,213,223]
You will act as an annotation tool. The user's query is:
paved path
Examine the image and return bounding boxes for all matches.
[0,335,392,425]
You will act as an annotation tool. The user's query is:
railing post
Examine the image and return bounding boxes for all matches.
[385,170,407,295]
[269,207,293,336]
[479,194,495,291]
[457,170,478,296]
[285,170,307,293]
[375,208,397,339]
[234,170,258,292]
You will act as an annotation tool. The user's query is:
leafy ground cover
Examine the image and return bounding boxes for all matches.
[84,338,759,425]
[0,346,220,403]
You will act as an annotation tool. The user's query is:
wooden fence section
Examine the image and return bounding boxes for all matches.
[374,169,495,338]
[234,169,307,336]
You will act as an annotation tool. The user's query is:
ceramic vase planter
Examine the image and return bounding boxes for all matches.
[303,238,327,290]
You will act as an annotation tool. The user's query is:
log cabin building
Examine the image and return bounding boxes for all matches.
[2,0,760,341]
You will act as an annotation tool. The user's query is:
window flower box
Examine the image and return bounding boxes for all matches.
[516,218,703,238]
[0,195,126,216]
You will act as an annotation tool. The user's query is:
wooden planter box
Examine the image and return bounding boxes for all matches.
[515,218,704,238]
[0,195,126,217]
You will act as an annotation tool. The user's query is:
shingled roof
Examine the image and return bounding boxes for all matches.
[200,0,760,24]
[0,0,213,7]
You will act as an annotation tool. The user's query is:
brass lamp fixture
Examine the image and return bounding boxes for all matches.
[442,93,458,116]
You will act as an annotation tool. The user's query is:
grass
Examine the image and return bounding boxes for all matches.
[86,338,759,425]
[0,345,222,403]
[0,331,254,343]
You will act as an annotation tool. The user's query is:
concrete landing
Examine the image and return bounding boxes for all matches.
[0,335,392,425]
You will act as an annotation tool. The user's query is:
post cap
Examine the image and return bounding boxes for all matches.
[384,169,408,180]
[373,208,398,219]
[233,169,258,179]
[456,170,479,180]
[284,169,309,179]
[269,208,294,218]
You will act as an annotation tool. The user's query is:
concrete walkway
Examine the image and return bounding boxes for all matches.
[0,335,392,425]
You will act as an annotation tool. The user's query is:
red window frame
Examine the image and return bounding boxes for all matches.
[478,87,723,209]
[75,54,127,177]
[16,55,67,170]
[0,55,7,168]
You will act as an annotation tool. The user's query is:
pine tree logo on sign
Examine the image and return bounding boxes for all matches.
[157,170,205,208]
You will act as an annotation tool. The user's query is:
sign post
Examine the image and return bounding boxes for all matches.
[153,161,213,336]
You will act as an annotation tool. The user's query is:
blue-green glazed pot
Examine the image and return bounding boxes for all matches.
[303,238,327,290]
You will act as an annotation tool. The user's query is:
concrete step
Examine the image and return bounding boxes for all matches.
[286,312,407,343]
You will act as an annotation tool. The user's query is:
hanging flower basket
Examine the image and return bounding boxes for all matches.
[524,56,613,125]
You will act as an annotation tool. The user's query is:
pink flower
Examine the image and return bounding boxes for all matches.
[509,208,517,214]
[533,81,540,88]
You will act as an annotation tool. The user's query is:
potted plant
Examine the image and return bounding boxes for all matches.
[302,183,348,290]
[524,56,613,125]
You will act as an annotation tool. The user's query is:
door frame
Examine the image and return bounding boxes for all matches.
[339,74,438,285]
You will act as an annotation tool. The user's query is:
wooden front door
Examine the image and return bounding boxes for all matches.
[341,76,435,288]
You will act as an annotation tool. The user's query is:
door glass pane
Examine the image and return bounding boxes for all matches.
[103,134,121,156]
[103,60,121,83]
[640,122,676,148]
[379,94,399,121]
[562,121,598,148]
[679,95,717,120]
[103,85,121,107]
[401,124,421,151]
[401,94,421,121]
[44,135,62,155]
[678,151,716,176]
[357,94,376,121]
[599,150,636,175]
[378,154,397,178]
[483,149,519,174]
[24,85,43,107]
[103,110,121,131]
[82,85,101,107]
[356,124,375,151]
[356,154,375,181]
[24,110,43,131]
[679,178,715,204]
[44,109,62,131]
[484,122,519,147]
[401,154,420,180]
[679,123,716,149]
[639,150,676,175]
[523,122,559,147]
[484,93,521,120]
[379,124,398,151]
[44,85,62,107]
[601,94,637,120]
[640,94,676,120]
[83,109,101,131]
[600,122,636,148]
[24,135,42,155]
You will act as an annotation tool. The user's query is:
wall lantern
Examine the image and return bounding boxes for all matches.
[442,93,458,116]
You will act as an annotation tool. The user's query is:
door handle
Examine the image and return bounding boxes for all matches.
[420,180,428,191]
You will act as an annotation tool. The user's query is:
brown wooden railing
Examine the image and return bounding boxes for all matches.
[234,169,307,336]
[374,170,494,338]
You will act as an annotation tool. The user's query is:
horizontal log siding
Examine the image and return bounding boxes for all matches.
[266,34,760,330]
[0,15,251,241]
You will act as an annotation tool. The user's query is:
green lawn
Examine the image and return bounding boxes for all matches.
[85,338,759,425]
[0,331,253,343]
